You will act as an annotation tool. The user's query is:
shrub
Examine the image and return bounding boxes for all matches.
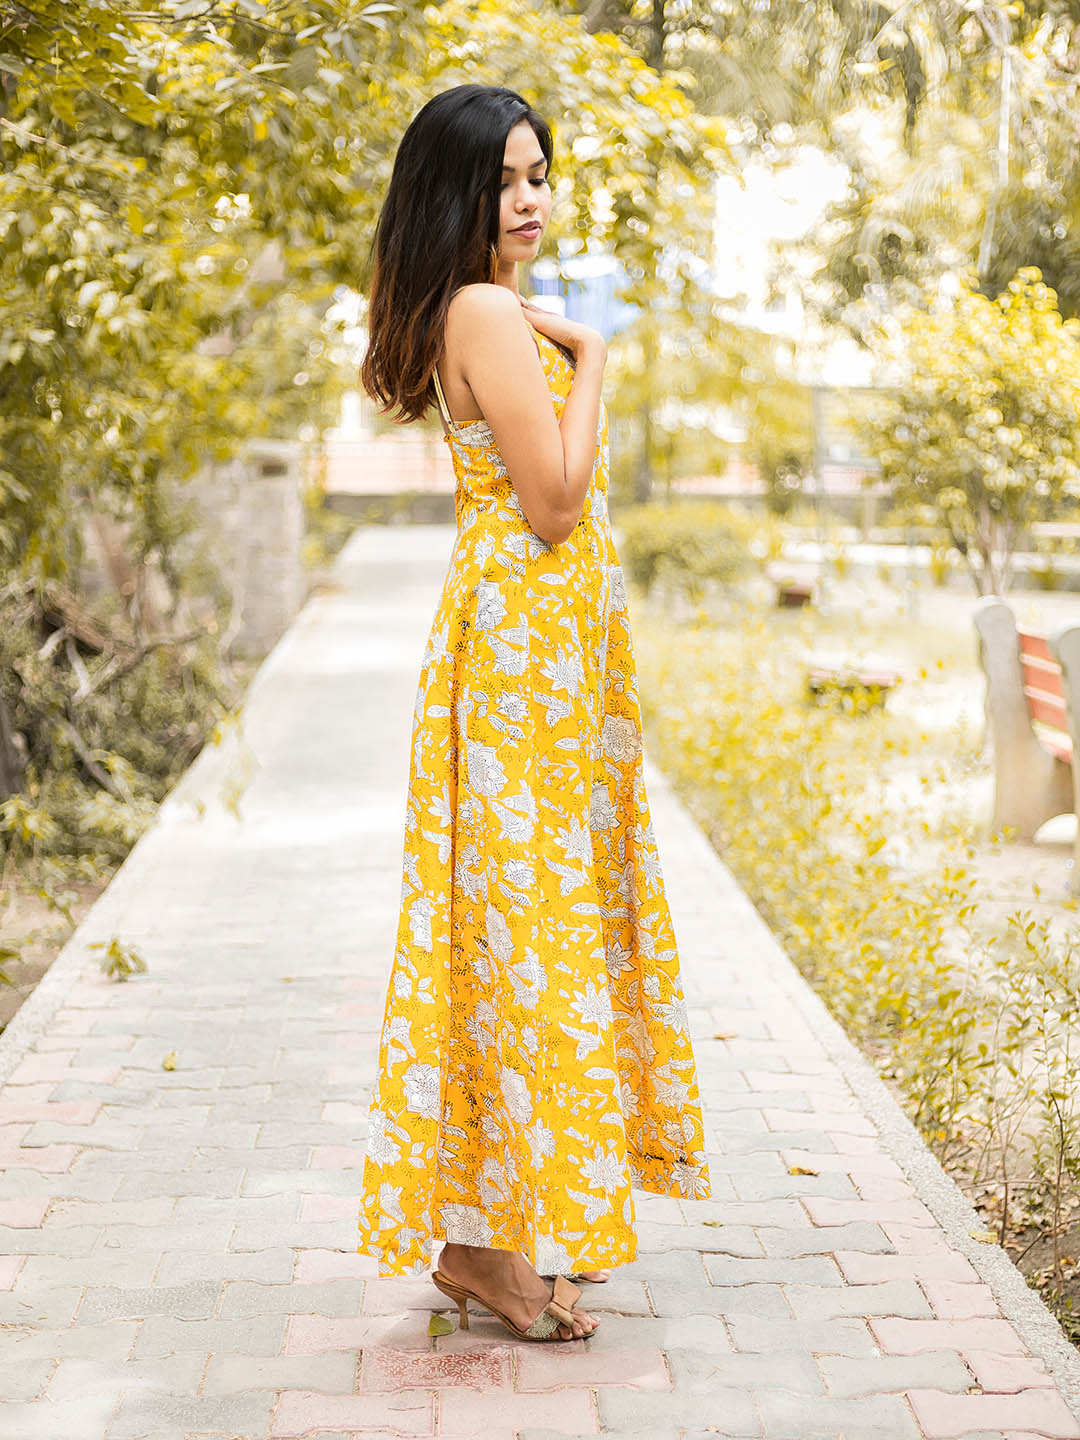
[613,500,756,605]
[1031,557,1063,591]
[634,606,1080,1337]
[862,269,1080,596]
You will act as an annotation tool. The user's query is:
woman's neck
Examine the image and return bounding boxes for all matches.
[493,259,520,297]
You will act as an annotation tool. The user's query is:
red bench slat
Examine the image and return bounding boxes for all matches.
[1026,688,1069,730]
[1020,648,1064,683]
[1019,630,1056,665]
[1021,651,1062,674]
[1017,628,1072,760]
[1033,722,1073,761]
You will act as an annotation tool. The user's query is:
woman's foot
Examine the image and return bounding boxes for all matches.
[436,1242,601,1339]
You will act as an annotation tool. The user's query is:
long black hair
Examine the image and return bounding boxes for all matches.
[360,84,553,423]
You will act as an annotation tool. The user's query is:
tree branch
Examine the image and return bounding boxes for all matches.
[73,629,205,704]
[53,715,126,799]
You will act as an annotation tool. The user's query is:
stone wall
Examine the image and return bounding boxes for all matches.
[184,438,308,659]
[78,438,309,662]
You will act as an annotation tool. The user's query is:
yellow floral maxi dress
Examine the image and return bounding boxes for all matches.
[357,323,710,1278]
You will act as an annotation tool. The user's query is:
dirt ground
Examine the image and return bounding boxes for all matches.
[0,876,112,1034]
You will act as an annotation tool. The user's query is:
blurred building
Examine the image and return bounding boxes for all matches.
[320,149,883,518]
[528,252,638,338]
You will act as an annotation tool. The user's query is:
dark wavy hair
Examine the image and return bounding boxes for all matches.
[360,84,553,424]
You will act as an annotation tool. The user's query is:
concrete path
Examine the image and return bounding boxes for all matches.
[3,524,1080,1440]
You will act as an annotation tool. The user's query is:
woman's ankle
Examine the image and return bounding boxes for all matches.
[440,1241,500,1270]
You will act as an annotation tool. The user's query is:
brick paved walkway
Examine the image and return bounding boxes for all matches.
[3,524,1080,1439]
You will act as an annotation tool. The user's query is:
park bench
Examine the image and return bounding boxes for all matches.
[973,599,1080,874]
[777,577,815,608]
[804,654,903,709]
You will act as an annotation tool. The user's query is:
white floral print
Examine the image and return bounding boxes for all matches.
[401,1062,441,1120]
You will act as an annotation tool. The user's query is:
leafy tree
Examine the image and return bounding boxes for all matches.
[0,0,731,842]
[1,0,728,575]
[606,304,812,508]
[753,0,1080,324]
[576,1,1080,325]
[862,268,1080,595]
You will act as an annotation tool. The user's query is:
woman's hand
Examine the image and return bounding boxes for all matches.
[518,294,607,367]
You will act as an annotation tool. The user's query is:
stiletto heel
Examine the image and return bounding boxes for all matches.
[456,1295,469,1330]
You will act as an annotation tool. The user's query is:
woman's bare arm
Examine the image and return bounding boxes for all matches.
[445,283,605,545]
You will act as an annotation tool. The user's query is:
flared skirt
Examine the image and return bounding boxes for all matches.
[356,516,709,1276]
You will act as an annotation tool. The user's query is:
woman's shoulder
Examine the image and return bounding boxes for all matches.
[447,282,521,328]
[444,284,537,373]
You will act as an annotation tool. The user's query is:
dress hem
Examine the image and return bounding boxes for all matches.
[355,1149,711,1278]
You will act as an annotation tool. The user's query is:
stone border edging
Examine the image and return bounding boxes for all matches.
[644,758,1080,1416]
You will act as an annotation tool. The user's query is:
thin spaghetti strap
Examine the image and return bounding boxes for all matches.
[431,363,453,431]
[431,283,468,430]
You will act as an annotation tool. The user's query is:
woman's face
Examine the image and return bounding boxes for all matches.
[498,118,551,264]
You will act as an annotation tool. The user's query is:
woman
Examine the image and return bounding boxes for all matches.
[357,83,709,1344]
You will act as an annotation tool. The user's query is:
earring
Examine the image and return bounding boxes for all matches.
[488,243,499,283]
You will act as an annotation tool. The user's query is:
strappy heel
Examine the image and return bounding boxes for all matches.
[431,1269,591,1341]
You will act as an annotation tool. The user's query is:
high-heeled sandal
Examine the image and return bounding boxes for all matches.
[431,1269,592,1341]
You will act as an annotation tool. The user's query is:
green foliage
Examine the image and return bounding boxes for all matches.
[606,303,812,508]
[0,939,16,985]
[0,584,231,867]
[996,914,1080,1315]
[863,269,1080,595]
[749,373,814,516]
[0,0,733,941]
[637,614,979,1087]
[771,5,1080,321]
[578,0,948,146]
[582,0,1080,327]
[615,500,756,604]
[1031,557,1064,592]
[0,0,728,574]
[427,4,732,503]
[301,473,357,572]
[928,542,956,586]
[805,673,894,715]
